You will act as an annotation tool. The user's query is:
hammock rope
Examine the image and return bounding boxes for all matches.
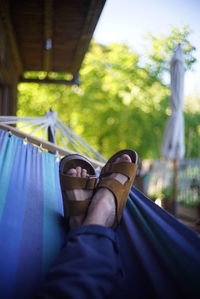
[0,112,106,165]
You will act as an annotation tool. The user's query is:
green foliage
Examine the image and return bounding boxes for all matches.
[148,186,173,201]
[17,27,199,159]
[146,26,196,76]
[161,186,173,199]
[185,111,200,157]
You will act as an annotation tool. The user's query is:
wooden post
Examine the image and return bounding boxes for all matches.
[0,10,19,116]
[172,159,178,216]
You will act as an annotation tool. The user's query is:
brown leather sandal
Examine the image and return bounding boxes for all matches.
[59,154,97,219]
[97,149,139,229]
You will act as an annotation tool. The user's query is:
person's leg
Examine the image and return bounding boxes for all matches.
[38,225,121,299]
[38,154,132,299]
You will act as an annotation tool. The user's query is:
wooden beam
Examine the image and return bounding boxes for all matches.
[43,0,53,71]
[0,0,23,75]
[20,76,80,85]
[0,123,104,168]
[71,0,106,74]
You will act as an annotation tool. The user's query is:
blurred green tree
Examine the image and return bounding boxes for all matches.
[17,27,199,159]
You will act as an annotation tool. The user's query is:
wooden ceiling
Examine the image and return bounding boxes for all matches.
[0,0,106,83]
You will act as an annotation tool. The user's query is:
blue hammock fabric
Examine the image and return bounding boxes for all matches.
[0,129,199,298]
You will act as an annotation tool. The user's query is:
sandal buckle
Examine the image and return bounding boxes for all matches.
[85,177,97,189]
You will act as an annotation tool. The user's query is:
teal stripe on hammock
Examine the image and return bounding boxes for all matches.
[13,143,44,297]
[0,137,39,298]
[0,132,64,297]
[0,133,18,220]
[42,152,64,275]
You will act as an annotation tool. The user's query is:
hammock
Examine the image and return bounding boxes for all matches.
[0,112,106,164]
[0,129,200,298]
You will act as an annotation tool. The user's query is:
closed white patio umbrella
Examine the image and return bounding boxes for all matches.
[161,45,185,214]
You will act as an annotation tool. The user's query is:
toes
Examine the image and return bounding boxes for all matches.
[67,167,89,178]
[82,169,87,178]
[121,154,131,163]
[67,168,77,176]
[76,166,82,177]
[115,154,131,163]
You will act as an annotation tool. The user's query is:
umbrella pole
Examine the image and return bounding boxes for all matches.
[172,159,178,216]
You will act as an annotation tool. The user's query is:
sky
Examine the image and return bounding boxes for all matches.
[94,0,200,96]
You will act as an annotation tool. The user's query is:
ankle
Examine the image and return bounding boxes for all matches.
[83,191,116,227]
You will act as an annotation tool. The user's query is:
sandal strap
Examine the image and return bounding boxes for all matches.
[101,162,137,178]
[98,178,124,200]
[64,199,91,216]
[60,174,97,190]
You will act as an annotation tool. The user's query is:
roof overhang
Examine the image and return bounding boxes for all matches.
[0,0,106,84]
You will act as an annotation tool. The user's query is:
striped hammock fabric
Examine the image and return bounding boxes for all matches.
[0,129,199,298]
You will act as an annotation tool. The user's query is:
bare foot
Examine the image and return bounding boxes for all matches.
[83,154,131,228]
[66,167,93,230]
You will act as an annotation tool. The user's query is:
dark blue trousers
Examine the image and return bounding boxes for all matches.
[39,225,124,299]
